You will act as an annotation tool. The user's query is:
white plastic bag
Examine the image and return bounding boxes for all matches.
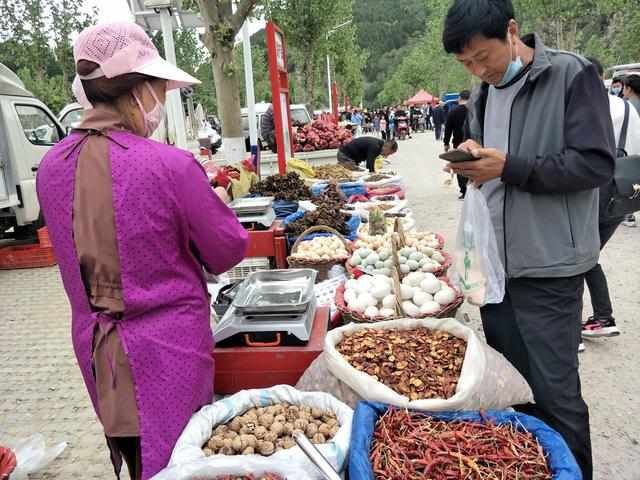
[166,385,353,479]
[152,456,309,480]
[2,434,67,480]
[451,184,505,306]
[324,318,533,411]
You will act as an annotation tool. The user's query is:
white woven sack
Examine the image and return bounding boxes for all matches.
[324,317,533,411]
[166,385,353,479]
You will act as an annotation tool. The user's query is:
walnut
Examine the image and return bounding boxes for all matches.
[241,446,255,455]
[258,440,275,456]
[254,425,268,439]
[305,423,318,438]
[312,433,326,444]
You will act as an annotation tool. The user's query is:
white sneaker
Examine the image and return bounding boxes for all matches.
[622,214,636,227]
[578,343,585,353]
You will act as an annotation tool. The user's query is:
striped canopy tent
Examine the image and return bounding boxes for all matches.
[406,89,434,106]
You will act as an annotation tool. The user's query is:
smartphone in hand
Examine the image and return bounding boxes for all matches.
[439,149,478,163]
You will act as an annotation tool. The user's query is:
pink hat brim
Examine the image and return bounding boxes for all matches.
[135,57,201,90]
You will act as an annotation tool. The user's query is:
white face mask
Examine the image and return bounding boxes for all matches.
[133,82,165,137]
[497,33,523,87]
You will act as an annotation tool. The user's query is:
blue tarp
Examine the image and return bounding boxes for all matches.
[272,200,299,219]
[349,402,582,480]
[311,180,367,199]
[283,210,360,247]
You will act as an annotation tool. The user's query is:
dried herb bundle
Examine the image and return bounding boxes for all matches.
[336,328,466,400]
[287,183,349,236]
[250,172,311,201]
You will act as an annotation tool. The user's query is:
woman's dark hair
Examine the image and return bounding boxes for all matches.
[443,0,515,54]
[459,89,471,100]
[585,57,604,77]
[624,74,640,95]
[77,60,156,105]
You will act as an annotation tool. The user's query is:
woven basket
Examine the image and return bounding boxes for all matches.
[335,269,403,323]
[398,277,464,319]
[393,234,452,279]
[286,225,350,282]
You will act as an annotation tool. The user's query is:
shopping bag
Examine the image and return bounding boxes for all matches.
[451,184,505,306]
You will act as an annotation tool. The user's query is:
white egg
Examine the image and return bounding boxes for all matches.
[412,291,432,307]
[419,301,441,316]
[434,287,456,306]
[382,294,396,307]
[400,284,414,300]
[350,297,366,313]
[422,262,438,273]
[432,252,446,264]
[364,306,380,318]
[344,289,358,305]
[379,308,396,318]
[359,293,377,308]
[372,274,392,286]
[400,264,410,274]
[420,275,441,294]
[372,283,392,300]
[346,279,359,291]
[402,301,421,318]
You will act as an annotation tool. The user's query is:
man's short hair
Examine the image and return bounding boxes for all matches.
[459,90,471,100]
[624,73,640,95]
[384,140,398,153]
[612,77,624,85]
[443,0,515,54]
[586,57,604,77]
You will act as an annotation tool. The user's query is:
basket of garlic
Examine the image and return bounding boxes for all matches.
[287,226,351,282]
[397,271,464,319]
[335,272,403,323]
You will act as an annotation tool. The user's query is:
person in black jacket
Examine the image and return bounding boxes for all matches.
[444,90,471,198]
[432,102,446,140]
[337,137,398,172]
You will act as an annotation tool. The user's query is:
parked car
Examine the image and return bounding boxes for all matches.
[58,102,83,132]
[241,102,311,151]
[0,62,65,240]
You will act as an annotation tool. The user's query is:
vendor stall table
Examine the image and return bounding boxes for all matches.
[245,220,288,269]
[213,306,329,394]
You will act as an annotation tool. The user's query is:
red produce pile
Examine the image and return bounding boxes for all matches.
[293,120,352,152]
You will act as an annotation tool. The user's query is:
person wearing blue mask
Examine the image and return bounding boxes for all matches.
[442,1,615,479]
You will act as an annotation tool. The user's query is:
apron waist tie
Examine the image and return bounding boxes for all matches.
[94,314,120,390]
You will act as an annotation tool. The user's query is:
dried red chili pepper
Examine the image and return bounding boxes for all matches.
[370,409,552,480]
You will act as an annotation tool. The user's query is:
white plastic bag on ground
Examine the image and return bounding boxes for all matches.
[324,317,533,411]
[165,385,353,480]
[2,434,67,480]
[152,456,309,480]
[451,184,505,306]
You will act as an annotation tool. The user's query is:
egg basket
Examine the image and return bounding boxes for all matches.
[335,269,404,324]
[392,234,452,279]
[398,277,465,319]
[286,225,351,282]
[0,446,17,480]
[394,218,446,251]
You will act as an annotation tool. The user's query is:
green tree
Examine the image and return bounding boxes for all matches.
[264,0,362,108]
[196,0,259,161]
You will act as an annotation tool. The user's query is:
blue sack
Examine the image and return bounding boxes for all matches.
[272,200,299,219]
[349,402,582,480]
[311,181,367,199]
[283,210,361,247]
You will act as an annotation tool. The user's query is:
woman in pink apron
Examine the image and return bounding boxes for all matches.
[36,23,248,479]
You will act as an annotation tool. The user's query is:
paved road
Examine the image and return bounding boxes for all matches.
[1,131,639,478]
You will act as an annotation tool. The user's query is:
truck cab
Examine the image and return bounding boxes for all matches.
[0,63,65,239]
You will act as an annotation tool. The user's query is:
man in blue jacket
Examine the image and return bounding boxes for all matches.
[442,1,615,478]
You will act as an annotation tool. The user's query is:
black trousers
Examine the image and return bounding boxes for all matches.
[583,218,622,318]
[480,276,592,479]
[457,175,468,196]
[434,123,443,140]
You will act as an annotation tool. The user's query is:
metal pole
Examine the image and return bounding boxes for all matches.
[327,52,332,114]
[242,20,258,147]
[159,8,188,148]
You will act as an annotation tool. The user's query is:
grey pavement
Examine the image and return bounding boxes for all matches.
[1,131,639,478]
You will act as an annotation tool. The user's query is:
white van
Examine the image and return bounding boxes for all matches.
[0,63,65,240]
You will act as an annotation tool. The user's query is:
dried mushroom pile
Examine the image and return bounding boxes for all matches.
[312,164,354,181]
[287,184,349,236]
[202,403,340,457]
[250,172,311,201]
[336,328,466,400]
[365,174,391,182]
